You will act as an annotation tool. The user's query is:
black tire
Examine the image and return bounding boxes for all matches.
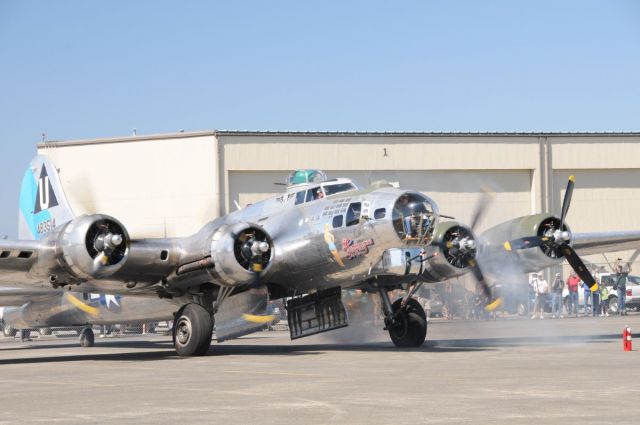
[38,327,52,336]
[608,297,619,314]
[79,327,95,347]
[388,298,427,348]
[173,304,213,357]
[3,322,17,337]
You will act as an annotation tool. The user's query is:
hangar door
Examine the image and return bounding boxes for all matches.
[553,170,640,234]
[553,169,640,271]
[229,170,532,232]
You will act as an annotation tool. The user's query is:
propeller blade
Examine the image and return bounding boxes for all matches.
[469,187,493,232]
[503,236,546,251]
[559,244,598,292]
[559,175,575,231]
[467,258,503,311]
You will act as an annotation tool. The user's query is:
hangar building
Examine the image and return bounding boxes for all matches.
[38,131,640,271]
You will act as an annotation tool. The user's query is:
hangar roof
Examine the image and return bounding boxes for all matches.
[38,130,640,148]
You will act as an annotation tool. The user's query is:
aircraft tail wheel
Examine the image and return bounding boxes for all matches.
[388,298,427,348]
[173,304,213,357]
[79,327,95,347]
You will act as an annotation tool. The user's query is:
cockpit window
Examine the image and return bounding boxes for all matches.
[346,202,362,226]
[392,193,438,245]
[305,188,317,203]
[294,191,306,205]
[374,208,386,219]
[324,183,357,197]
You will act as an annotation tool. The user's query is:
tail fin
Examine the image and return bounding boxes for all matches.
[18,155,75,240]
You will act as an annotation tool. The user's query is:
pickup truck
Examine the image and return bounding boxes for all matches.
[562,273,640,314]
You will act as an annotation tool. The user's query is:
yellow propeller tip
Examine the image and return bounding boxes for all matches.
[66,294,100,317]
[503,241,512,251]
[485,298,503,312]
[242,313,276,324]
[569,175,575,182]
[590,283,599,292]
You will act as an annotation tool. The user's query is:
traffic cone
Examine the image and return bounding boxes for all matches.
[623,326,632,351]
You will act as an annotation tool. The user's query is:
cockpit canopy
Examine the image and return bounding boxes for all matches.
[392,192,439,245]
[287,169,328,186]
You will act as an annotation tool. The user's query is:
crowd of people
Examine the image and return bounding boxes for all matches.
[529,258,632,319]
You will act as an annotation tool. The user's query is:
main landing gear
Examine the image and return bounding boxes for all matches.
[378,288,427,348]
[172,304,213,357]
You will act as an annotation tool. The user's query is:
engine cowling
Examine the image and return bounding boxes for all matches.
[57,214,130,280]
[479,213,570,274]
[419,221,479,282]
[208,223,274,286]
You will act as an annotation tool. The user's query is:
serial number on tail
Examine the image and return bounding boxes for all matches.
[37,218,56,235]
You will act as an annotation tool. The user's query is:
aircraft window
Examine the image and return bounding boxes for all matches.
[346,202,362,226]
[332,215,343,228]
[392,193,438,245]
[374,208,386,219]
[305,187,322,203]
[324,183,357,197]
[295,191,306,205]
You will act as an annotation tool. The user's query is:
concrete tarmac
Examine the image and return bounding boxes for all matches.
[1,314,639,424]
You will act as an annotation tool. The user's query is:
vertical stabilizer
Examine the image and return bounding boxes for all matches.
[18,155,75,240]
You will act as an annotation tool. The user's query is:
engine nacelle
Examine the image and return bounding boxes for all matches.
[377,221,479,283]
[208,223,273,286]
[479,213,570,274]
[53,214,130,280]
[420,221,478,282]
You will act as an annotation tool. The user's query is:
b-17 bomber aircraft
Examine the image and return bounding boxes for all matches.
[2,156,640,356]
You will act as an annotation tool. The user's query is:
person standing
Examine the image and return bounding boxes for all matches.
[551,273,565,318]
[531,273,548,319]
[582,279,592,316]
[566,271,580,318]
[20,329,32,342]
[600,282,609,317]
[591,268,600,317]
[613,259,632,316]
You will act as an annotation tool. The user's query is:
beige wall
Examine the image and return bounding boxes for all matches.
[38,133,219,238]
[219,134,542,217]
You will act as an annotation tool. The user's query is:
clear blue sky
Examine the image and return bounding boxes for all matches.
[1,1,639,237]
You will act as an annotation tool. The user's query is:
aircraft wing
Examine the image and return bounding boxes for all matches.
[0,234,181,295]
[0,287,60,307]
[571,231,640,256]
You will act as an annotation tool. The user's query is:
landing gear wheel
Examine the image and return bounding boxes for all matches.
[173,304,213,357]
[3,322,17,337]
[387,298,427,348]
[79,327,95,347]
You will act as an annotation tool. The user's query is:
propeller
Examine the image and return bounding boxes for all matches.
[87,221,127,276]
[439,188,502,311]
[503,175,598,292]
[468,188,502,311]
[234,228,278,324]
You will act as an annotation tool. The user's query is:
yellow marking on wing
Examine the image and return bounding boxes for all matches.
[485,297,503,312]
[242,313,276,324]
[65,293,99,317]
[503,241,512,251]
